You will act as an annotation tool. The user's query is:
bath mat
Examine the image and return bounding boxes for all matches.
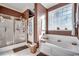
[37,52,48,56]
[13,45,28,53]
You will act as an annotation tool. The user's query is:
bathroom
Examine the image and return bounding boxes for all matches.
[0,3,79,56]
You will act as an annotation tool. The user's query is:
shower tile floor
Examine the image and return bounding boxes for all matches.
[0,48,40,56]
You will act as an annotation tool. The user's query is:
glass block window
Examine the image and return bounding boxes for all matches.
[48,4,73,31]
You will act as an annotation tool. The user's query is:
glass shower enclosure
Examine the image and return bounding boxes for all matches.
[0,15,27,48]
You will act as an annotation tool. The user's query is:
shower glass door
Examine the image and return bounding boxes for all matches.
[0,16,6,48]
[5,19,14,46]
[14,20,26,44]
[0,16,14,48]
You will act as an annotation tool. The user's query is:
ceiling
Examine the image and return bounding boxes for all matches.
[0,3,57,13]
[41,3,58,8]
[0,3,34,13]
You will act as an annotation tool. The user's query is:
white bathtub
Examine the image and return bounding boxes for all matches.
[40,34,79,56]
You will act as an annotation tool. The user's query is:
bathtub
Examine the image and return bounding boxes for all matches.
[40,34,79,56]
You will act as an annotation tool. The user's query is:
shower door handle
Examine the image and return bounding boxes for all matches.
[5,27,7,32]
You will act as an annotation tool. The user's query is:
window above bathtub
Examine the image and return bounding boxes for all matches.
[48,4,73,31]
